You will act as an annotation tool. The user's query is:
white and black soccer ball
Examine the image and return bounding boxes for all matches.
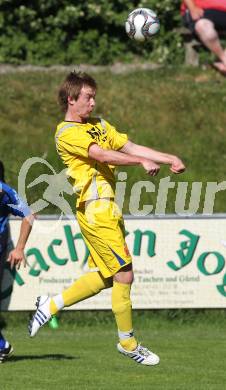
[125,8,160,42]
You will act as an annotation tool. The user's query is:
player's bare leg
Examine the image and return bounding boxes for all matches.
[195,18,226,74]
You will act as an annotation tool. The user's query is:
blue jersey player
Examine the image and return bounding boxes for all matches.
[0,161,34,363]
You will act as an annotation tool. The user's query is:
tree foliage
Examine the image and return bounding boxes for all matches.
[0,0,183,65]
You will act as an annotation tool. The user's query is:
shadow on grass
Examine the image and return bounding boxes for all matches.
[7,354,79,362]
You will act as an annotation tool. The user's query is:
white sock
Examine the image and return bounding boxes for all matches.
[52,294,64,311]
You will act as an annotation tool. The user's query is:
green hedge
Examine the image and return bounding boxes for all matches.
[0,0,183,65]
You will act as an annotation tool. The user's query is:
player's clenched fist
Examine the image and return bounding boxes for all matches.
[141,158,160,176]
[170,157,186,174]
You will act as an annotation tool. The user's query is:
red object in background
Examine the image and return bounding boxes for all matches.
[181,1,226,15]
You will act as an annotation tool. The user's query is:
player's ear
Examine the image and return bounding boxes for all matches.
[68,96,75,106]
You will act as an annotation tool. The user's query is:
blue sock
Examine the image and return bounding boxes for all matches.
[0,332,6,349]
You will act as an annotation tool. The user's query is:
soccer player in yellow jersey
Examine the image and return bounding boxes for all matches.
[29,71,185,366]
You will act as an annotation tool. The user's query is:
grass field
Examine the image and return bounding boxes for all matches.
[0,310,226,390]
[0,66,226,214]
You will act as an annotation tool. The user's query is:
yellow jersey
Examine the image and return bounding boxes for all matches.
[55,117,128,206]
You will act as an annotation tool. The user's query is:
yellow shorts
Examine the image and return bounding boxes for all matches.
[76,199,132,278]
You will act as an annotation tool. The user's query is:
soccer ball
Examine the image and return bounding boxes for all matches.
[125,8,160,42]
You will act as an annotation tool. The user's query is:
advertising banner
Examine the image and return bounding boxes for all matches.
[1,216,226,310]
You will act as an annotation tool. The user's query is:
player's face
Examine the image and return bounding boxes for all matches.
[73,85,96,120]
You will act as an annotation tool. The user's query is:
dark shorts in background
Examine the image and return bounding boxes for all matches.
[183,9,226,34]
[0,230,8,292]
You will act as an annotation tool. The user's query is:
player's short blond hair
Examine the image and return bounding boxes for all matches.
[58,71,97,112]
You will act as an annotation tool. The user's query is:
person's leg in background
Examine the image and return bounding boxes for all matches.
[194,10,226,73]
[0,230,14,362]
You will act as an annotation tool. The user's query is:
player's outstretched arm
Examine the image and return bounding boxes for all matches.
[8,214,35,269]
[88,143,160,176]
[120,141,185,174]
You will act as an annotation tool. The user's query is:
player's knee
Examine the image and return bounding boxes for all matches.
[114,265,134,284]
[114,273,134,284]
[126,273,134,285]
[195,19,216,40]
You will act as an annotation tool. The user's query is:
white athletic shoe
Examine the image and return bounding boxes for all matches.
[28,295,51,337]
[117,342,160,366]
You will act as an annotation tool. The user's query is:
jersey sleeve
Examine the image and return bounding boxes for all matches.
[6,188,31,218]
[105,121,128,150]
[58,128,96,159]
